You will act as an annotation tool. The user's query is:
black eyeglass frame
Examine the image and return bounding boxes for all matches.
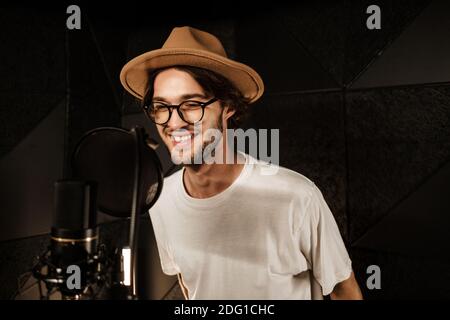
[143,97,218,125]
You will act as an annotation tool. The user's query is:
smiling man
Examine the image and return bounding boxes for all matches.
[120,26,363,300]
[147,68,231,167]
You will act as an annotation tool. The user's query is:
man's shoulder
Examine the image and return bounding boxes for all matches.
[251,156,315,186]
[249,156,316,198]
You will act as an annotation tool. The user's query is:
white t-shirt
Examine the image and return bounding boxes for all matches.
[149,153,352,300]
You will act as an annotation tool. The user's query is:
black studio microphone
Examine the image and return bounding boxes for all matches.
[33,180,107,299]
[49,180,99,298]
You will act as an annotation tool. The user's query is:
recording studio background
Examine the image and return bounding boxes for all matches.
[1,0,450,299]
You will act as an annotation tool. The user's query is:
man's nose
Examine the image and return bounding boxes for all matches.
[166,108,186,129]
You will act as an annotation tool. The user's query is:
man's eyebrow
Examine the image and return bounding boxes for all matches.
[152,93,209,102]
[180,93,209,100]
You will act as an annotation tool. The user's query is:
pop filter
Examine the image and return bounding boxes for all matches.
[71,127,163,218]
[71,126,164,298]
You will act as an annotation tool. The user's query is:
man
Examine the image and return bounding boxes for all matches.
[120,26,363,300]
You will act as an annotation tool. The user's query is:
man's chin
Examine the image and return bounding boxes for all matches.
[170,148,201,166]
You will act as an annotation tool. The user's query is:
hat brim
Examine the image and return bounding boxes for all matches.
[120,48,264,104]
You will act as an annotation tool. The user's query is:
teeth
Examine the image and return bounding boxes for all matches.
[173,135,191,142]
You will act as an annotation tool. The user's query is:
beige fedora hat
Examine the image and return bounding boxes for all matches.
[120,26,264,104]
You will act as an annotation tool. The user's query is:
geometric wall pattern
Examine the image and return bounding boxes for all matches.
[1,1,449,299]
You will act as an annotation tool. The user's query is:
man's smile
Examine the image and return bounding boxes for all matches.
[167,130,198,148]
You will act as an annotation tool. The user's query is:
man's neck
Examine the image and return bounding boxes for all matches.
[183,152,246,199]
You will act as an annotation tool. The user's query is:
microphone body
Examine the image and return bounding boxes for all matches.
[45,180,99,298]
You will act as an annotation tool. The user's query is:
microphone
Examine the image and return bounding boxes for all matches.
[15,126,163,300]
[49,180,99,298]
[32,180,107,299]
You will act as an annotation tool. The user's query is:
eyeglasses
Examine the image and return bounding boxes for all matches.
[143,97,218,125]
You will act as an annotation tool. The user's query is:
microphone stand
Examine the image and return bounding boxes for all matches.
[128,126,144,299]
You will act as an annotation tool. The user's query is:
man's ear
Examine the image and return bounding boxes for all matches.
[222,105,236,122]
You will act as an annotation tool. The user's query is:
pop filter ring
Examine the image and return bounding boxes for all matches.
[71,126,164,218]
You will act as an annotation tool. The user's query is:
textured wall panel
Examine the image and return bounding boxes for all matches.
[351,248,450,299]
[352,0,450,88]
[237,11,339,94]
[347,85,450,242]
[0,101,65,241]
[344,0,430,85]
[0,8,65,157]
[0,234,50,299]
[354,160,450,257]
[277,0,430,86]
[65,24,122,174]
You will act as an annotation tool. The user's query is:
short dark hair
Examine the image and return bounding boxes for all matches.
[142,65,250,129]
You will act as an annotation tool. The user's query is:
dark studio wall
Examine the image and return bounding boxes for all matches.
[236,0,450,299]
[1,0,450,299]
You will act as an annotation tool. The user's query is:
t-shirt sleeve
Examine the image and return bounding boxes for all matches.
[297,184,353,296]
[149,211,179,276]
